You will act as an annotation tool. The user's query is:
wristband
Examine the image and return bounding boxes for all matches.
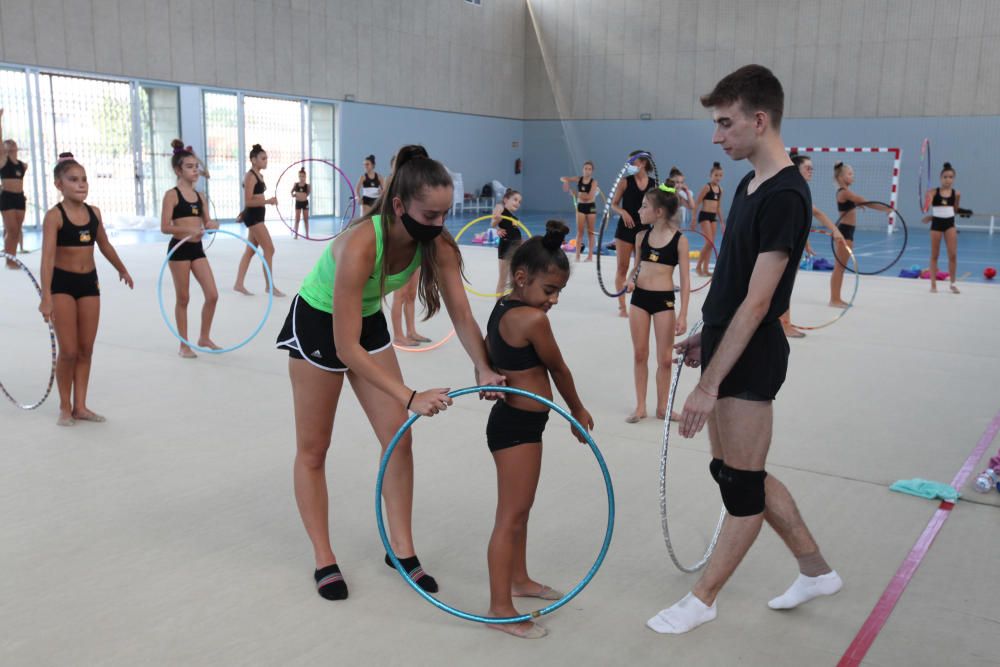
[406,390,417,411]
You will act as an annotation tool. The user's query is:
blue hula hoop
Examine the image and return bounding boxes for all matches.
[375,385,615,624]
[156,228,274,354]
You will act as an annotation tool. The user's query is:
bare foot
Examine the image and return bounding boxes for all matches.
[625,411,646,424]
[618,307,628,318]
[782,325,806,339]
[487,612,547,639]
[197,338,222,350]
[393,336,420,347]
[409,332,432,343]
[929,286,938,293]
[56,410,75,427]
[178,345,197,359]
[828,300,850,308]
[234,285,253,295]
[575,255,581,263]
[72,409,106,423]
[949,284,960,294]
[271,287,286,298]
[585,256,593,262]
[511,579,563,600]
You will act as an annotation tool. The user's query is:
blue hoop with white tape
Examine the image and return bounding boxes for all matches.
[156,229,273,354]
[375,385,615,624]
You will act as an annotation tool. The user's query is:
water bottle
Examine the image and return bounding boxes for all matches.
[974,468,999,493]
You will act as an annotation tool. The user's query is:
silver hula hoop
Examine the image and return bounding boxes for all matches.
[659,321,725,573]
[1,252,57,410]
[595,152,659,298]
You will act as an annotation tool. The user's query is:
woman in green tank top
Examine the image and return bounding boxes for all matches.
[276,146,505,601]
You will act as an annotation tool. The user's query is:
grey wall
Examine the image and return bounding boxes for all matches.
[521,116,1000,224]
[338,101,523,196]
[524,0,1000,120]
[0,0,526,119]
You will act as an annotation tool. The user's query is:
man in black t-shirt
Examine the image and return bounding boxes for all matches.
[647,65,842,636]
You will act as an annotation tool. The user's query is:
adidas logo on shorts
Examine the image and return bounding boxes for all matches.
[310,350,323,359]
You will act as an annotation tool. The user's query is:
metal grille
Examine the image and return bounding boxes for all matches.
[38,73,135,222]
[0,68,40,225]
[139,86,181,218]
[309,103,336,217]
[203,92,240,218]
[243,95,303,221]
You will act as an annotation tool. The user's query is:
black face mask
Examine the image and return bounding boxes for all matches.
[400,212,443,243]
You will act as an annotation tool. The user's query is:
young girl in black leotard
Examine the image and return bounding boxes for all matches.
[484,219,593,639]
[668,166,695,228]
[233,144,283,297]
[356,155,382,216]
[560,161,599,262]
[492,188,523,297]
[0,108,28,268]
[39,153,133,426]
[922,162,962,294]
[625,182,690,423]
[291,167,311,239]
[830,162,889,306]
[693,162,725,277]
[610,150,656,317]
[161,140,220,358]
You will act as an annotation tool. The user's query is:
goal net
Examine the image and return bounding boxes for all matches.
[786,147,901,231]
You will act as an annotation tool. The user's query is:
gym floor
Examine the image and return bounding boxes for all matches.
[2,227,997,666]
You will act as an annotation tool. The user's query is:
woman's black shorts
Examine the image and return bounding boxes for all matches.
[0,190,26,211]
[614,218,649,245]
[51,267,100,300]
[486,400,550,453]
[167,237,207,262]
[498,236,523,260]
[243,206,265,227]
[837,222,855,242]
[295,200,309,211]
[577,201,596,215]
[630,286,675,315]
[930,217,955,233]
[275,294,391,372]
[700,320,789,401]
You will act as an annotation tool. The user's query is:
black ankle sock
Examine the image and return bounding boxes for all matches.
[385,553,438,593]
[314,564,348,600]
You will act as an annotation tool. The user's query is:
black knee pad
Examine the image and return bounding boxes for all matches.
[709,458,724,485]
[717,465,767,517]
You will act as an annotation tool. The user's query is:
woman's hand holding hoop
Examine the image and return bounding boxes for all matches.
[38,297,52,323]
[570,408,595,444]
[673,332,701,367]
[409,388,454,416]
[474,367,507,400]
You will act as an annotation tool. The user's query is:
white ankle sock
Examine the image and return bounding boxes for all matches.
[646,592,717,634]
[768,571,843,610]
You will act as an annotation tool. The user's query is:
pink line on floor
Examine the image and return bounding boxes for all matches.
[838,408,1000,667]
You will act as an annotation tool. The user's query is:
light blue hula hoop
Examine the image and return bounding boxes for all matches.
[156,228,274,354]
[375,385,615,625]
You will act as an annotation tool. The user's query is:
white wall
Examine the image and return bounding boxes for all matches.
[524,0,1000,120]
[0,0,527,119]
